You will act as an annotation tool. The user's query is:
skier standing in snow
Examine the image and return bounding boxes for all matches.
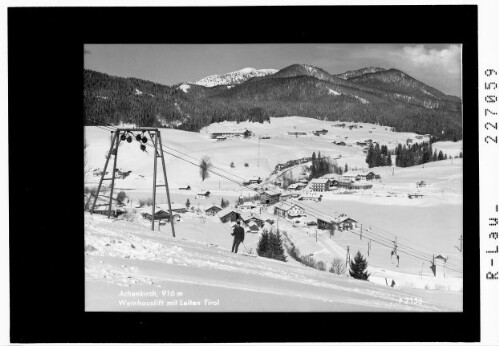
[231,221,245,253]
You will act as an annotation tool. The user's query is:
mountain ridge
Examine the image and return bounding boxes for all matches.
[84,64,462,140]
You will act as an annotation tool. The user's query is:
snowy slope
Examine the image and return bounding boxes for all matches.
[84,117,462,306]
[193,67,278,87]
[85,213,460,311]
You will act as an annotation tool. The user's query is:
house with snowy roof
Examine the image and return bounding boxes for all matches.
[157,203,188,213]
[240,212,265,228]
[298,193,322,202]
[341,171,361,182]
[259,190,281,205]
[287,182,307,191]
[219,208,240,223]
[309,178,331,192]
[196,191,211,199]
[210,129,252,139]
[142,206,181,222]
[317,214,357,232]
[205,205,223,216]
[274,202,306,219]
[238,201,259,212]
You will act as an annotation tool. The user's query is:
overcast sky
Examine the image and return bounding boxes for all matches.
[84,44,462,97]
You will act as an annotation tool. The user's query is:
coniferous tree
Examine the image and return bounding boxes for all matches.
[349,251,370,281]
[344,163,349,173]
[459,151,463,158]
[438,150,445,160]
[185,199,191,208]
[257,229,270,257]
[269,230,286,262]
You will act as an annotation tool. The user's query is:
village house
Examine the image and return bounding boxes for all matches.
[178,185,191,190]
[219,208,241,223]
[280,192,301,201]
[246,221,260,233]
[348,182,373,190]
[210,129,252,139]
[298,193,322,202]
[273,202,306,219]
[358,171,376,181]
[317,214,357,232]
[310,178,331,192]
[196,191,211,199]
[259,190,281,205]
[408,193,424,199]
[287,182,307,191]
[216,136,227,141]
[205,205,223,216]
[416,181,427,187]
[341,171,361,182]
[142,206,181,222]
[321,174,341,187]
[92,205,126,218]
[238,201,258,212]
[240,213,265,228]
[244,177,262,185]
[313,129,328,136]
[287,131,308,136]
[333,141,346,146]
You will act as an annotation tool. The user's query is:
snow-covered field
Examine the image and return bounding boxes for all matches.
[84,117,463,311]
[85,213,461,312]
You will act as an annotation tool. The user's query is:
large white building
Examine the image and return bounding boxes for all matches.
[309,178,331,192]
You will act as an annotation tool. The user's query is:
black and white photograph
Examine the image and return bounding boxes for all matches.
[83,43,464,312]
[7,3,491,344]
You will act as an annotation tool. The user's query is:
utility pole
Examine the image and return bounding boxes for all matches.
[360,224,363,240]
[346,245,351,276]
[458,235,463,253]
[257,136,261,168]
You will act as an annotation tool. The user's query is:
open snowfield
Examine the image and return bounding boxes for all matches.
[84,117,463,311]
[85,213,461,312]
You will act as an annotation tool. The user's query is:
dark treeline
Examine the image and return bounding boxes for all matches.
[84,69,462,141]
[310,152,344,178]
[365,141,461,168]
[365,143,392,168]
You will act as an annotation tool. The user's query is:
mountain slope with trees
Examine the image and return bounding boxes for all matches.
[84,64,462,141]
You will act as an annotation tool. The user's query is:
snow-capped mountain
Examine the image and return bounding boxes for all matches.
[193,67,278,87]
[84,64,462,140]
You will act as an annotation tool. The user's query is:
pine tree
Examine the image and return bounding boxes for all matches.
[387,152,392,166]
[349,251,370,281]
[438,150,444,160]
[269,230,286,262]
[185,199,191,208]
[344,163,349,173]
[257,229,270,257]
[432,149,438,161]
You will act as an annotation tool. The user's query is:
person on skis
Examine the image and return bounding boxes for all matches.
[231,221,245,253]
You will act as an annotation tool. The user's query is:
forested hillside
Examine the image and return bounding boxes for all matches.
[84,64,462,141]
